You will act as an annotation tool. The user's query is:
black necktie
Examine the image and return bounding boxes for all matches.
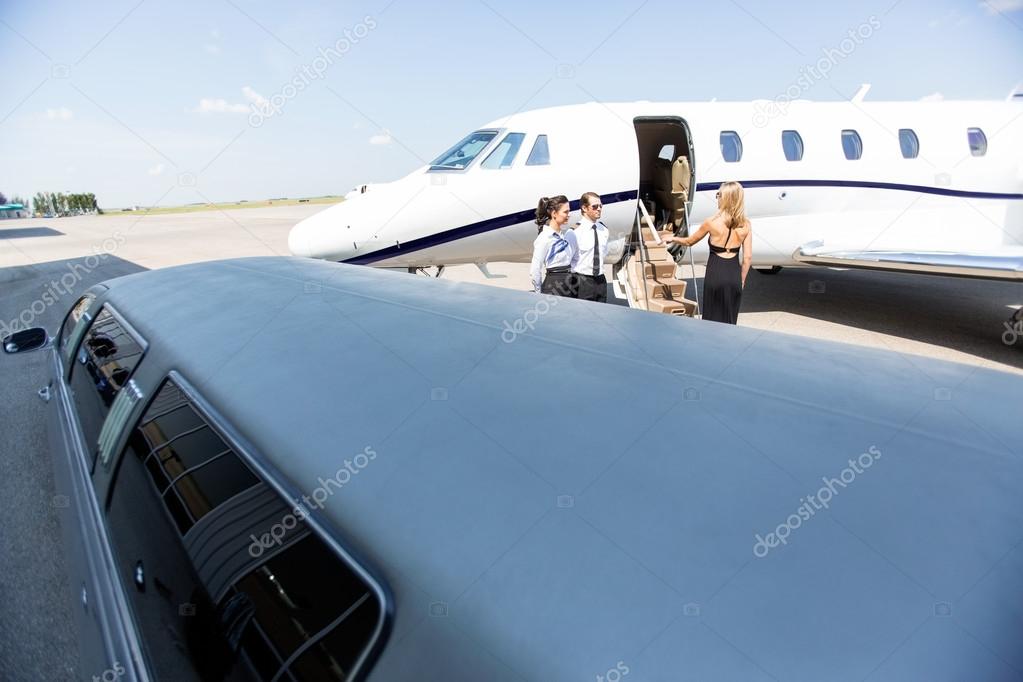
[592,224,600,276]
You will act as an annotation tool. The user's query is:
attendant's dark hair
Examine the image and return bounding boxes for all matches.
[580,191,600,208]
[535,195,569,232]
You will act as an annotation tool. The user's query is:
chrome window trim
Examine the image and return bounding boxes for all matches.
[51,349,153,682]
[168,370,393,680]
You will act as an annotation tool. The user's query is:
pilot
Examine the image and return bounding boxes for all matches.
[530,195,578,297]
[571,192,609,302]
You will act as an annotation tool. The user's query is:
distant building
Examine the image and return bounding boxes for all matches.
[0,203,26,219]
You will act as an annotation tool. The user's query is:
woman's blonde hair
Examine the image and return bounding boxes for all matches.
[717,181,748,230]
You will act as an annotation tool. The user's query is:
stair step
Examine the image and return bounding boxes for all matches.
[643,230,676,247]
[643,261,676,278]
[642,278,687,299]
[642,246,670,261]
[646,297,698,316]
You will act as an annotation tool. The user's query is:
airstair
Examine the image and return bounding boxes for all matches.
[614,200,700,317]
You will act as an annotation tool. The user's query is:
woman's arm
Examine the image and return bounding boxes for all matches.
[529,235,545,292]
[667,218,710,247]
[740,224,753,288]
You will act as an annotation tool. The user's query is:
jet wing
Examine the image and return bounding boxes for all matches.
[793,241,1023,281]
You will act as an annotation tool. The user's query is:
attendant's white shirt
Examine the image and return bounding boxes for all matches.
[529,224,577,292]
[571,216,609,277]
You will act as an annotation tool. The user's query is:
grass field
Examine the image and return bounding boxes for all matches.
[111,195,343,216]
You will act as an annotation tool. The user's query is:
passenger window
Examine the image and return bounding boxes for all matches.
[841,129,863,160]
[481,132,526,169]
[720,131,743,162]
[59,294,95,360]
[525,134,550,166]
[899,129,919,159]
[781,130,804,161]
[105,377,385,681]
[967,127,987,157]
[69,306,145,462]
[657,144,675,160]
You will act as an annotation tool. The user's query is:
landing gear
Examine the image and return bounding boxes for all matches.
[408,266,446,277]
[756,266,783,275]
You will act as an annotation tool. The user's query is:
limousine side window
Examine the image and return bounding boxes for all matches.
[105,377,384,681]
[69,306,144,463]
[59,294,95,363]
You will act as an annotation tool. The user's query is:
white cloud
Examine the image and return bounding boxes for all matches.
[980,0,1023,14]
[148,163,165,176]
[368,130,393,145]
[204,44,221,55]
[192,97,248,114]
[242,86,268,109]
[920,92,945,102]
[46,107,73,120]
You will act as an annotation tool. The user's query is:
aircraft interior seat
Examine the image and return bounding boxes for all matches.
[653,155,690,228]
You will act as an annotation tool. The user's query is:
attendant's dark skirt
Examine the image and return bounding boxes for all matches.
[701,252,742,324]
[541,268,578,298]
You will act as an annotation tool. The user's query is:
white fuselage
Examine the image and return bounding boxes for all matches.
[288,99,1023,272]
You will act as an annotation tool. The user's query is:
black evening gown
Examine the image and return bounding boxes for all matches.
[702,249,742,324]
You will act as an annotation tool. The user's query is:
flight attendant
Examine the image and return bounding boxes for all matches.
[571,192,609,302]
[663,182,752,324]
[530,195,578,297]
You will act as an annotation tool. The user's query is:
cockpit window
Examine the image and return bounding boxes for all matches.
[525,135,550,166]
[481,132,526,169]
[430,130,499,170]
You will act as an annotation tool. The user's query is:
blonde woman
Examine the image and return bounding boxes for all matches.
[664,182,752,324]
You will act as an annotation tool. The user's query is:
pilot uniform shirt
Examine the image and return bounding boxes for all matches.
[572,217,609,279]
[530,225,577,292]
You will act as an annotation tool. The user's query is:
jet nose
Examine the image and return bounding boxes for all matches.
[288,218,313,257]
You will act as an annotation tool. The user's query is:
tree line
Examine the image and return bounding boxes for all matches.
[32,192,100,216]
[0,191,101,216]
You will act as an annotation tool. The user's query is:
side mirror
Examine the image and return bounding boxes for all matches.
[3,328,50,354]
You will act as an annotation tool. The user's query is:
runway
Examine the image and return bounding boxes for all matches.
[0,204,1020,679]
[3,204,1021,374]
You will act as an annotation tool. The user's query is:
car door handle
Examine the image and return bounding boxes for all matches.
[37,385,51,403]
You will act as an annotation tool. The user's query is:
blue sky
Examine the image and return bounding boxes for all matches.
[1,0,1021,208]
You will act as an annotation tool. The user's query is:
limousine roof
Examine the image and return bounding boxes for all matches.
[98,257,1023,680]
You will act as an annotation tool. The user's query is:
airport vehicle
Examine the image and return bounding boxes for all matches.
[288,90,1023,321]
[5,256,1023,680]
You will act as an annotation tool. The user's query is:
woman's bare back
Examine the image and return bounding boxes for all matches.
[707,214,750,258]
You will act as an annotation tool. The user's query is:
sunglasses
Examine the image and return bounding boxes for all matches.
[587,204,602,209]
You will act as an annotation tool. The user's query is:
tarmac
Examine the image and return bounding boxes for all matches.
[0,204,1020,679]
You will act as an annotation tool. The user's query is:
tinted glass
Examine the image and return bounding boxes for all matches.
[525,134,550,166]
[842,129,863,160]
[429,130,498,169]
[59,294,94,357]
[720,131,743,162]
[480,132,526,169]
[899,129,919,159]
[967,127,987,157]
[782,130,804,161]
[105,378,384,681]
[69,307,144,459]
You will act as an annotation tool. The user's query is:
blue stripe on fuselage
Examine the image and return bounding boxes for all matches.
[341,182,1022,265]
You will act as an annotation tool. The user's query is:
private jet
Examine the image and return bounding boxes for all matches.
[288,86,1023,321]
